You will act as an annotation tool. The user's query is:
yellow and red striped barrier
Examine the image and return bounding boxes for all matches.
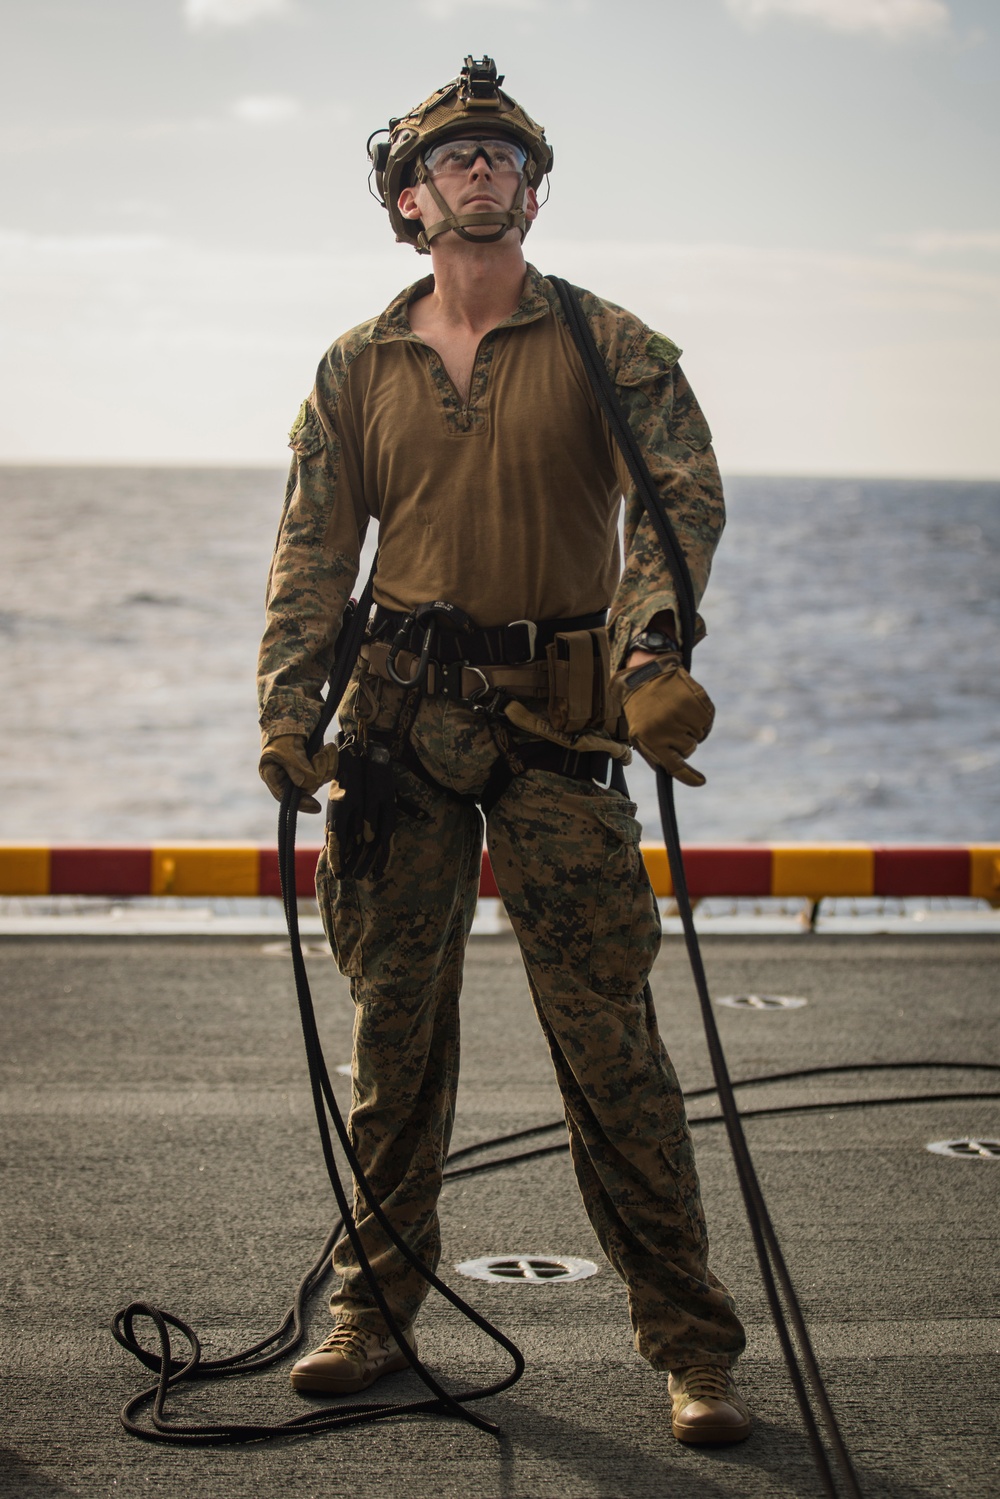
[1,844,998,905]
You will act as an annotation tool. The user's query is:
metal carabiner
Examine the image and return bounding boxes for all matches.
[463,666,492,708]
[387,616,435,688]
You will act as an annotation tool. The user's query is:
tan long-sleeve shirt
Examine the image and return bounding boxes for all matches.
[258,265,723,743]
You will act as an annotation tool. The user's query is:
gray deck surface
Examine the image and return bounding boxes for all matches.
[2,933,998,1498]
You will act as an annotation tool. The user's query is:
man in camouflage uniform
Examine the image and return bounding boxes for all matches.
[258,57,750,1444]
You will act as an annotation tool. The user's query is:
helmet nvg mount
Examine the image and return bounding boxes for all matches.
[368,56,553,254]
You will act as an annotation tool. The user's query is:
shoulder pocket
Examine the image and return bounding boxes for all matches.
[288,398,326,460]
[616,329,682,389]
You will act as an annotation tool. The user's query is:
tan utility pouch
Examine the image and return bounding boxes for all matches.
[545,628,612,734]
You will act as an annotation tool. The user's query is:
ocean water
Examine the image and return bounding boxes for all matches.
[1,466,997,845]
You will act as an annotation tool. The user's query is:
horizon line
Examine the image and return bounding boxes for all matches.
[1,459,998,484]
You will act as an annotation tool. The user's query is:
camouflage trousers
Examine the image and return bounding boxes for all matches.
[315,690,745,1371]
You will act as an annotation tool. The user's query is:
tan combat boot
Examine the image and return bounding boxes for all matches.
[668,1364,752,1444]
[289,1321,416,1395]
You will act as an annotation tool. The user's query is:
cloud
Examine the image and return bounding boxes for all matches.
[182,0,295,29]
[1,228,997,471]
[416,0,540,18]
[0,99,339,155]
[230,94,302,124]
[881,229,1000,255]
[725,0,951,40]
[4,227,997,315]
[540,237,1000,323]
[0,229,167,256]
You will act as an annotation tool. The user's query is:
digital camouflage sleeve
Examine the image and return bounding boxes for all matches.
[257,327,374,747]
[571,286,724,671]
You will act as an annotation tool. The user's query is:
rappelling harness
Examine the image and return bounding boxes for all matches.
[113,277,863,1498]
[332,599,626,872]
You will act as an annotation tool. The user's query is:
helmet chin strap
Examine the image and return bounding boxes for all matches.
[413,156,532,253]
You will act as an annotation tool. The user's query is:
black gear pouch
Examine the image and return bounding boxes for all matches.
[328,741,397,881]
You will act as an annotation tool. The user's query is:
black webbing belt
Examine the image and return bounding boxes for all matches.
[371,606,606,666]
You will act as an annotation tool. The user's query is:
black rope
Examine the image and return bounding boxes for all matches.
[275,789,524,1433]
[113,1061,1000,1439]
[549,273,866,1497]
[547,278,697,667]
[442,1061,1000,1178]
[114,554,526,1443]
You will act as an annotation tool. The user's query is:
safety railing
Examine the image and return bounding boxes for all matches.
[1,843,997,904]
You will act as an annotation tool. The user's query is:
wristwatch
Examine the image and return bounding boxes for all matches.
[628,628,679,655]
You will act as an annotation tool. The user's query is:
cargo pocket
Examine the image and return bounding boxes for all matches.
[588,795,661,995]
[316,836,364,979]
[670,395,713,452]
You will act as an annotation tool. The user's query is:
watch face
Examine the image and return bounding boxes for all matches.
[632,630,678,653]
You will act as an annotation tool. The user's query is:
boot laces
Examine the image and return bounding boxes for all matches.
[316,1324,380,1361]
[676,1364,729,1402]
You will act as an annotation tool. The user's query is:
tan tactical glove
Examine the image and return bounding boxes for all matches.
[612,656,715,788]
[258,734,339,814]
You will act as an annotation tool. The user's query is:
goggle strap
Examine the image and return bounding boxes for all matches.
[424,213,523,247]
[416,159,532,251]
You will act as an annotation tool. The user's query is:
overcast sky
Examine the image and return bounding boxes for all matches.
[2,0,998,474]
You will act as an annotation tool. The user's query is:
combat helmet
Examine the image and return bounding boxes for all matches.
[368,56,552,253]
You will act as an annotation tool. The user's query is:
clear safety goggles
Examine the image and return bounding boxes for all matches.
[422,137,528,177]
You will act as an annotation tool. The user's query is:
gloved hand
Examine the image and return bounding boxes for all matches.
[612,656,714,787]
[258,734,339,814]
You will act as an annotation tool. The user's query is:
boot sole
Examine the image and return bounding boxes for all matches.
[672,1417,752,1445]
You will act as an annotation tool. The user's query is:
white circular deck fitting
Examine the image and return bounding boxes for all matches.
[926,1138,1000,1159]
[716,993,808,1010]
[456,1255,599,1284]
[335,1063,352,1077]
